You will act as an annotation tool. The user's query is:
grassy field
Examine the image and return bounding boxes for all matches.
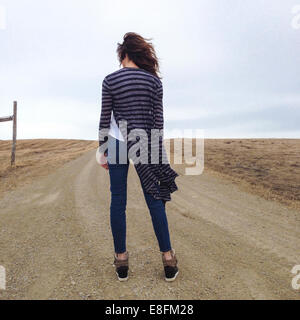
[0,139,97,197]
[203,139,300,209]
[0,138,299,209]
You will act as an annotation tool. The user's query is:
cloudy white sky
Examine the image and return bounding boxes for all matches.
[0,0,299,140]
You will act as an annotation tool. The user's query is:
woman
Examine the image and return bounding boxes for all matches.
[98,32,179,282]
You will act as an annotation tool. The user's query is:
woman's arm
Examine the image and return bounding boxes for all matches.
[153,81,164,130]
[152,81,165,164]
[98,77,112,169]
[99,77,113,148]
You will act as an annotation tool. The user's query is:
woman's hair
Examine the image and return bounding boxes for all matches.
[117,32,161,78]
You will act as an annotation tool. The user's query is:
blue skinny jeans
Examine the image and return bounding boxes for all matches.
[106,135,172,254]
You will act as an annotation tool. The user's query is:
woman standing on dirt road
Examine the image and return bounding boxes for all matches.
[98,32,179,282]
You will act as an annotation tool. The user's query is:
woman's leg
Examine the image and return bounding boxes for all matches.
[108,162,129,254]
[142,188,172,253]
[108,133,129,256]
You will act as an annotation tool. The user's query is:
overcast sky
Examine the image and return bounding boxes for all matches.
[0,0,299,140]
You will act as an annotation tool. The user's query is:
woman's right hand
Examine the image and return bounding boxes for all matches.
[97,151,109,170]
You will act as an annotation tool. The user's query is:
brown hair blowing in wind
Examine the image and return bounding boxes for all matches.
[117,32,161,78]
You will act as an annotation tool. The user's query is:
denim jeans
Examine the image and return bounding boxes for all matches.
[106,135,172,253]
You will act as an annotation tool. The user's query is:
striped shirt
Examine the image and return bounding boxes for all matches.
[99,67,178,201]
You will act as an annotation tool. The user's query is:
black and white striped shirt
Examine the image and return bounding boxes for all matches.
[99,67,178,201]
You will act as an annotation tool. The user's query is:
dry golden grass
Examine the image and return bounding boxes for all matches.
[198,139,300,209]
[0,139,97,197]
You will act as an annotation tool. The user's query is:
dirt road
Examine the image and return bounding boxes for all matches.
[0,150,299,299]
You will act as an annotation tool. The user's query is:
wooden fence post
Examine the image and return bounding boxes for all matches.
[11,101,17,166]
[0,101,17,166]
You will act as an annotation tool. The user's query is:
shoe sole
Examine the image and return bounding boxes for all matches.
[116,272,129,281]
[165,270,179,282]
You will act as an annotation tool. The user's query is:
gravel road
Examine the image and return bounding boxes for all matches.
[0,150,299,299]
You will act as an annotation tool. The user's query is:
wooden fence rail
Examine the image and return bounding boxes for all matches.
[0,116,13,122]
[0,101,17,165]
